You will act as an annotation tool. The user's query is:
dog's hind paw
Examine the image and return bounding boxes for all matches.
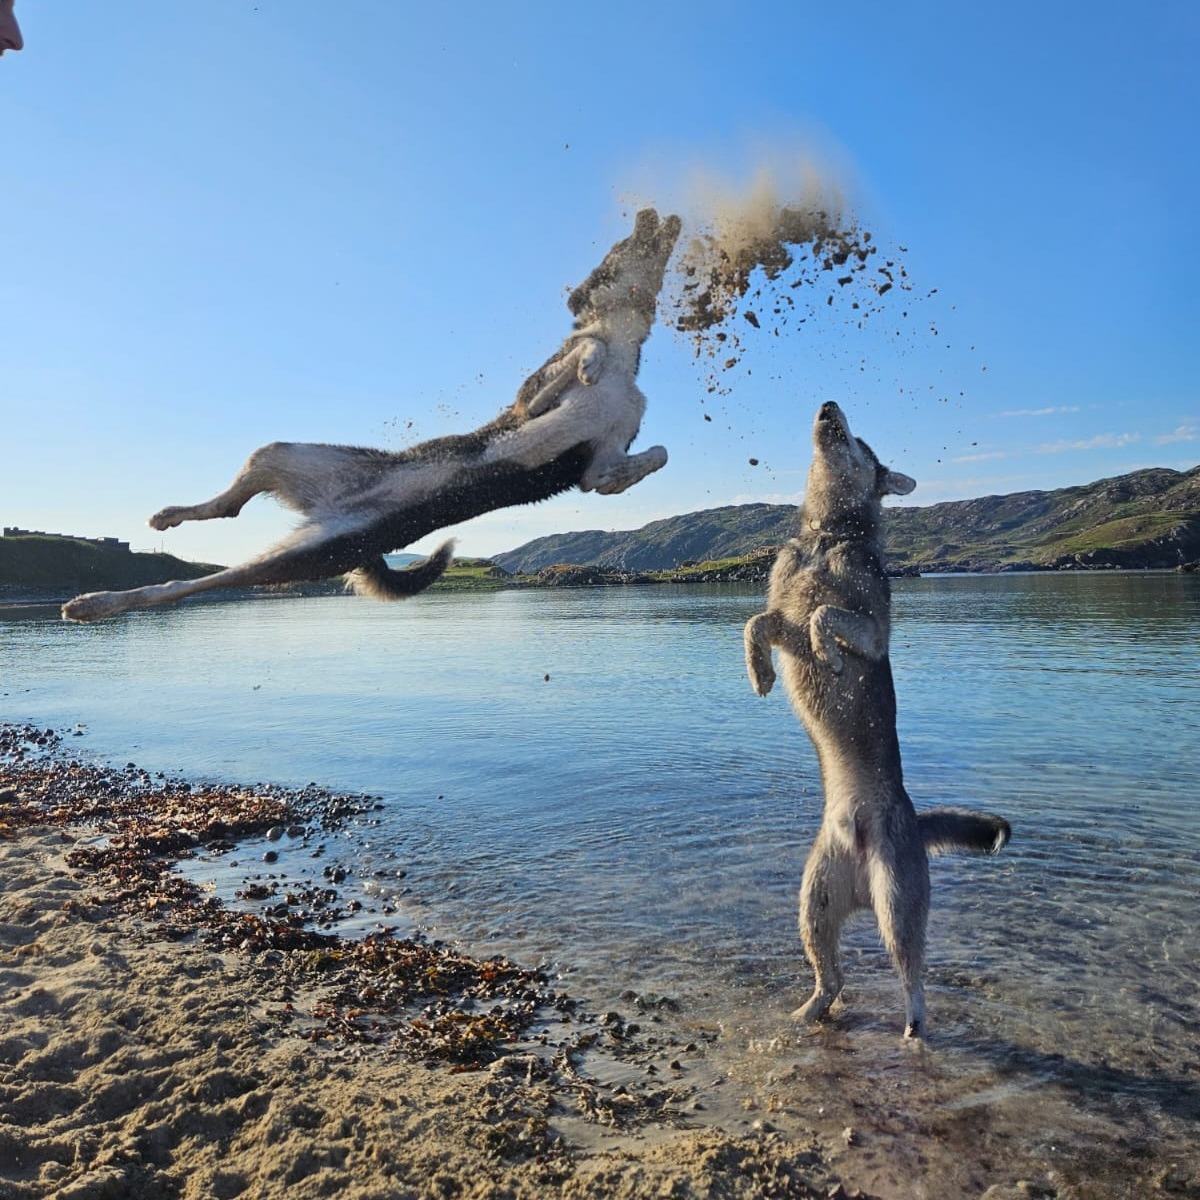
[62,592,122,623]
[149,506,188,531]
[792,990,838,1024]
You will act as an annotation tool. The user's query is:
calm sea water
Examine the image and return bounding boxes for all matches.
[3,573,1199,1192]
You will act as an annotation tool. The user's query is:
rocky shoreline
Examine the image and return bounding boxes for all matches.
[3,723,1191,1198]
[0,722,869,1200]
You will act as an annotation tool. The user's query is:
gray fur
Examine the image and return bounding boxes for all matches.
[62,210,680,623]
[744,401,1010,1038]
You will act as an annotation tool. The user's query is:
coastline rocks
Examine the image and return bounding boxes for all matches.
[530,564,654,587]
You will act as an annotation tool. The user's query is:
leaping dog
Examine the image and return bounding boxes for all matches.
[62,209,681,622]
[744,401,1010,1039]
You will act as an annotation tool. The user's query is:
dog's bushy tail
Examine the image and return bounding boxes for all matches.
[347,540,455,601]
[919,807,1011,856]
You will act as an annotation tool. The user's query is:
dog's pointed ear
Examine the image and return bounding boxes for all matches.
[882,469,916,496]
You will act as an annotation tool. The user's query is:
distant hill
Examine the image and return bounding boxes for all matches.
[0,535,221,602]
[8,464,1199,604]
[493,465,1200,574]
[493,504,797,575]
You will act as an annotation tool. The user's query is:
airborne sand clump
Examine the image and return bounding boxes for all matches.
[662,167,912,393]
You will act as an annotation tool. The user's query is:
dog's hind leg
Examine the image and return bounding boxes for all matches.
[149,442,321,531]
[793,833,855,1024]
[867,843,931,1039]
[63,518,355,622]
[62,556,287,622]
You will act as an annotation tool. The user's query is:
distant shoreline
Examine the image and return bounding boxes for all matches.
[4,561,1197,613]
[5,458,1199,599]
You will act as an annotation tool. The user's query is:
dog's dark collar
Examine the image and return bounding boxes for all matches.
[804,521,886,572]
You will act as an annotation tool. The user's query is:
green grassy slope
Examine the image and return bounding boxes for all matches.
[0,536,222,597]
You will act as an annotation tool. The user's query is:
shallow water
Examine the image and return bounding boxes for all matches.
[4,573,1199,1194]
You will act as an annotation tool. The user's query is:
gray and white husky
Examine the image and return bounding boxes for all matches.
[744,401,1010,1039]
[62,209,681,623]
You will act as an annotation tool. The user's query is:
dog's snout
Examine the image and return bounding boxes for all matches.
[814,402,847,437]
[633,208,660,238]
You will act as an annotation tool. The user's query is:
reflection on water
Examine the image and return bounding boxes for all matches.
[3,573,1199,1193]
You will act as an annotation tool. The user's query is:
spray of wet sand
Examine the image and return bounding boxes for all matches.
[659,162,911,381]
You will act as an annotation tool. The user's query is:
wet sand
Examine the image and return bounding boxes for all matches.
[0,725,866,1199]
[2,724,1195,1199]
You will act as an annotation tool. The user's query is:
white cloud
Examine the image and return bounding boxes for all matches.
[1154,423,1199,445]
[1035,432,1141,454]
[729,491,805,506]
[951,450,1009,463]
[998,405,1081,418]
[888,472,1032,506]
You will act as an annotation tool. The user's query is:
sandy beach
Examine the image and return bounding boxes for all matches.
[0,725,870,1200]
[3,722,1196,1200]
[5,826,884,1200]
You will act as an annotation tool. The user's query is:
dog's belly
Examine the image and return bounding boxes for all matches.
[344,460,460,513]
[778,647,903,781]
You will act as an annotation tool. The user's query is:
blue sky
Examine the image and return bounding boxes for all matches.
[3,0,1196,565]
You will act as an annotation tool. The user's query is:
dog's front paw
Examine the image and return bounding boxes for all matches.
[810,607,845,674]
[587,446,668,495]
[577,338,607,386]
[815,644,844,674]
[747,659,776,696]
[751,669,775,697]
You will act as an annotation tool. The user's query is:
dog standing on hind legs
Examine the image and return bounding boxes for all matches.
[744,401,1010,1039]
